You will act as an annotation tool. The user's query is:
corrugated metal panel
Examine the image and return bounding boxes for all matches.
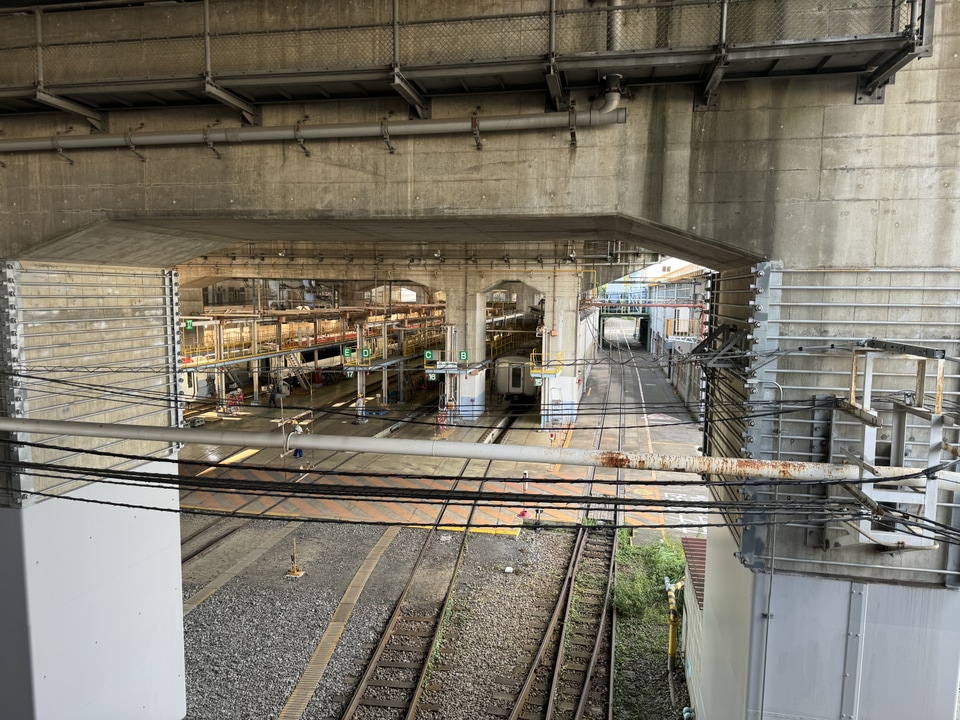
[740,267,960,582]
[701,264,767,555]
[1,261,181,505]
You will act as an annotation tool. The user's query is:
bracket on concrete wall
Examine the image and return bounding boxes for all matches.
[854,74,888,105]
[35,88,104,131]
[694,51,727,112]
[51,134,74,165]
[568,101,577,147]
[544,59,565,111]
[471,114,483,151]
[124,132,145,162]
[294,122,311,158]
[391,68,430,119]
[381,118,395,154]
[203,78,261,126]
[202,127,221,160]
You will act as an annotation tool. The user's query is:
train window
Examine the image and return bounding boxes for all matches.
[511,366,522,387]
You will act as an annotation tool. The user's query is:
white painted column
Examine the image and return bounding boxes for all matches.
[0,466,186,720]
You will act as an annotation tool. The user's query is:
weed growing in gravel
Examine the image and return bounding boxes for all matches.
[613,531,690,719]
[614,533,685,623]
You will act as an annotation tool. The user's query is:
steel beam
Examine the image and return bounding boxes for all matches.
[34,88,104,131]
[203,79,260,126]
[390,69,429,119]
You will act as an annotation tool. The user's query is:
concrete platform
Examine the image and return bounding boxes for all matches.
[178,351,708,536]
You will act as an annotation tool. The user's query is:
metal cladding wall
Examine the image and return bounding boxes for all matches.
[0,261,182,506]
[701,263,960,586]
[2,466,186,720]
[702,505,960,720]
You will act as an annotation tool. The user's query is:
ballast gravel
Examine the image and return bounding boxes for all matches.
[183,522,679,720]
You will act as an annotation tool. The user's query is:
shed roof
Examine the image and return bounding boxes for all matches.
[681,537,707,611]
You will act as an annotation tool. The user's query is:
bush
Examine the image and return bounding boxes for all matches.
[614,534,686,620]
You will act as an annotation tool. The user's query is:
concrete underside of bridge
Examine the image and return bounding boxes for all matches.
[0,0,959,718]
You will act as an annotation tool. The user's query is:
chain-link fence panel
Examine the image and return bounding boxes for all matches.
[211,24,392,75]
[728,0,906,45]
[0,14,38,87]
[0,47,37,87]
[43,36,205,84]
[400,14,550,66]
[556,3,722,55]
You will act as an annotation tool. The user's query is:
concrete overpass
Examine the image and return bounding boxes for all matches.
[0,1,958,719]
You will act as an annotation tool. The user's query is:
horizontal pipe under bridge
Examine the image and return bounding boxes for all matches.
[0,108,626,154]
[0,417,934,483]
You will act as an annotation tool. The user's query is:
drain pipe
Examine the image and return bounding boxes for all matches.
[597,74,623,114]
[0,416,941,481]
[0,108,626,155]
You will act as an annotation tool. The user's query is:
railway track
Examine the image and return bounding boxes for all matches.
[335,413,523,719]
[180,396,442,565]
[484,526,617,720]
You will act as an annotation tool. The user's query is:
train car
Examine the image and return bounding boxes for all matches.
[494,355,538,401]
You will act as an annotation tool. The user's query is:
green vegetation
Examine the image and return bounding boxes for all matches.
[613,530,690,719]
[614,531,685,623]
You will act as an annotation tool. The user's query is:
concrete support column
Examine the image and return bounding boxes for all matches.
[438,268,487,420]
[0,262,186,719]
[539,268,583,428]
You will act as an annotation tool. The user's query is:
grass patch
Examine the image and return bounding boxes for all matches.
[613,530,690,719]
[614,532,685,624]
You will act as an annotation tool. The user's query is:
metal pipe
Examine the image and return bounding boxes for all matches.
[0,416,938,481]
[34,10,43,85]
[392,0,400,67]
[768,554,960,577]
[598,74,623,113]
[548,0,556,55]
[203,0,212,78]
[0,108,627,155]
[607,0,624,52]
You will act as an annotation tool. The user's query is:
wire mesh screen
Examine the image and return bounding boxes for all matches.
[0,46,37,86]
[13,264,179,499]
[0,14,37,86]
[556,4,721,53]
[43,36,204,83]
[727,0,907,45]
[400,14,550,65]
[211,25,393,75]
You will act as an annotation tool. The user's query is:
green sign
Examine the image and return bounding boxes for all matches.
[362,348,371,358]
[424,350,435,360]
[346,371,354,378]
[428,373,437,381]
[534,378,543,387]
[343,347,354,357]
[458,351,468,361]
[184,319,193,331]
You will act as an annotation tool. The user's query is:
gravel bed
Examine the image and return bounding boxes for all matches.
[184,522,390,720]
[300,526,429,719]
[184,523,688,719]
[418,528,576,720]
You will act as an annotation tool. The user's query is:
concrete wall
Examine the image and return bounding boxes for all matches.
[0,470,185,720]
[0,0,956,275]
[700,527,754,720]
[2,67,957,272]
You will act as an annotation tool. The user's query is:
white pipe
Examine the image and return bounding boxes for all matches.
[597,74,622,114]
[0,108,627,154]
[0,416,937,481]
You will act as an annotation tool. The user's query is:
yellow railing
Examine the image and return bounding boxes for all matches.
[530,351,563,376]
